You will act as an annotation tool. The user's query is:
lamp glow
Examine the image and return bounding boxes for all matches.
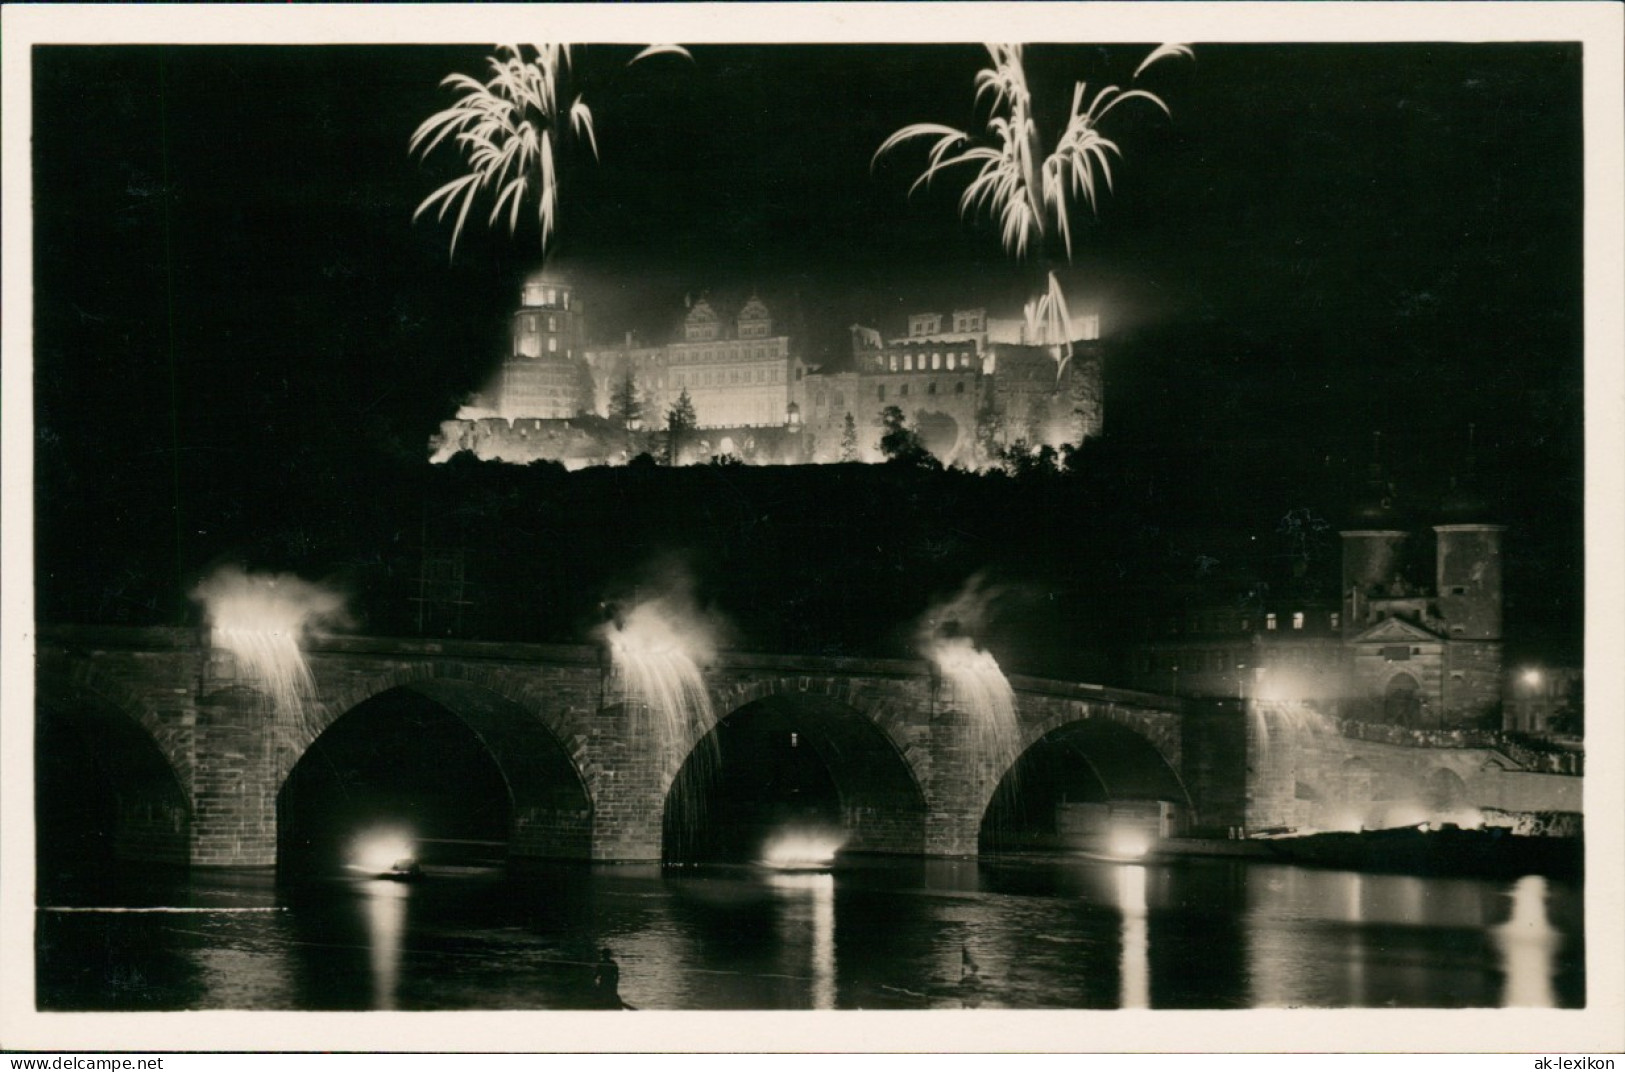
[353,831,417,877]
[1106,828,1151,860]
[761,831,845,871]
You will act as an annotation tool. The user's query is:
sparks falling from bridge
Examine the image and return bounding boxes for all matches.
[920,576,1023,792]
[598,579,725,843]
[931,637,1023,784]
[192,566,348,742]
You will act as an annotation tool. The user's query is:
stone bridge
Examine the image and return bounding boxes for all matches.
[34,626,1582,869]
[35,626,1190,867]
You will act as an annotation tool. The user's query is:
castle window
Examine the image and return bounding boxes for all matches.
[1292,612,1304,630]
[900,384,909,397]
[548,337,558,353]
[548,315,558,332]
[1449,586,1467,596]
[544,288,556,304]
[956,381,965,394]
[1266,614,1278,631]
[905,354,914,371]
[889,355,898,372]
[932,352,942,370]
[928,382,937,395]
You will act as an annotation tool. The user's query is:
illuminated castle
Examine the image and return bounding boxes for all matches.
[432,272,1105,468]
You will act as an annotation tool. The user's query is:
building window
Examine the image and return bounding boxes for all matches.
[955,381,965,394]
[900,384,909,397]
[889,355,898,372]
[905,354,914,371]
[1330,613,1340,630]
[1266,613,1277,631]
[1292,612,1304,630]
[932,352,941,370]
[548,315,558,332]
[544,288,556,304]
[928,382,937,395]
[548,337,558,353]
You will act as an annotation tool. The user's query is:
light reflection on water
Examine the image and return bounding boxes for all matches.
[1117,865,1149,1009]
[36,857,1584,1012]
[1495,875,1560,1007]
[362,880,408,1010]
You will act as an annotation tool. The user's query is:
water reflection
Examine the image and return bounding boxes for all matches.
[36,857,1585,1012]
[361,880,408,1010]
[1495,875,1560,1007]
[768,871,836,1009]
[1117,865,1149,1009]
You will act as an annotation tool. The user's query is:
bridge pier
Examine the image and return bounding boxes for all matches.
[190,671,280,868]
[920,705,1005,856]
[578,701,672,862]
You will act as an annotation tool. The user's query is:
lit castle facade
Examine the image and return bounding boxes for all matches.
[431,270,1104,468]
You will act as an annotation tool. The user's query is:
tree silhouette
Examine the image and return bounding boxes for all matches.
[879,406,937,469]
[665,388,697,466]
[840,412,860,462]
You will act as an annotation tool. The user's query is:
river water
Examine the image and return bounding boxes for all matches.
[35,854,1584,1011]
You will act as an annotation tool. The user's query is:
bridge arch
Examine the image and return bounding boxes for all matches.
[1424,767,1469,812]
[981,712,1191,854]
[664,692,928,862]
[279,671,595,867]
[34,663,191,868]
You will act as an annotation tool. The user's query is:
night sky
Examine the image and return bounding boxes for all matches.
[28,40,1586,663]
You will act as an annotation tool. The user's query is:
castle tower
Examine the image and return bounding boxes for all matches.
[1339,435,1408,638]
[1434,524,1504,641]
[511,271,581,360]
[1433,460,1505,722]
[1340,529,1409,636]
[498,270,588,419]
